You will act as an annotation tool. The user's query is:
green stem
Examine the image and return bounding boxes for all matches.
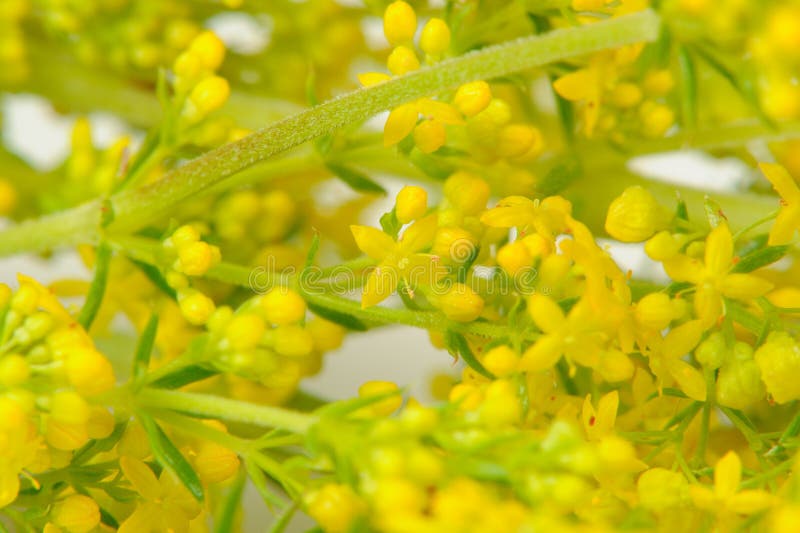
[0,10,660,256]
[136,388,316,434]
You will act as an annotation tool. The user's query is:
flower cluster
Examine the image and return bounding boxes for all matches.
[0,0,799,532]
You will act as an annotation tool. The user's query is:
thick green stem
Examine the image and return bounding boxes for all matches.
[136,388,316,434]
[0,10,660,256]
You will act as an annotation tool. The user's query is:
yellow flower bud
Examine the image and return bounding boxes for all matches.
[305,483,365,533]
[420,18,450,56]
[443,171,490,215]
[50,391,90,425]
[225,313,265,351]
[643,69,675,95]
[387,45,419,76]
[605,186,669,242]
[0,179,17,216]
[383,1,417,45]
[639,101,675,138]
[754,332,800,404]
[87,406,114,439]
[480,379,522,426]
[64,348,115,396]
[51,495,100,533]
[637,468,689,512]
[695,331,727,370]
[437,283,484,322]
[453,81,492,117]
[188,75,230,117]
[372,477,426,516]
[358,380,403,416]
[178,289,216,326]
[497,240,533,277]
[46,419,89,450]
[396,185,428,224]
[597,349,635,382]
[717,357,765,410]
[168,224,200,248]
[0,353,29,386]
[261,289,306,325]
[482,345,520,377]
[194,441,240,484]
[188,31,226,71]
[413,119,446,153]
[307,319,345,352]
[432,227,477,263]
[273,325,314,358]
[176,240,219,276]
[609,82,642,108]
[645,231,682,261]
[495,124,543,158]
[635,292,677,330]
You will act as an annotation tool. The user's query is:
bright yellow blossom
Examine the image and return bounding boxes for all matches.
[759,162,800,245]
[690,451,773,515]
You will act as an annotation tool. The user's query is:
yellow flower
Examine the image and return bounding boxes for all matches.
[582,390,618,442]
[382,98,463,147]
[605,186,670,242]
[351,215,441,307]
[520,295,606,372]
[481,196,571,240]
[643,320,707,400]
[690,451,773,515]
[663,223,773,327]
[754,331,800,404]
[759,162,800,245]
[118,456,202,533]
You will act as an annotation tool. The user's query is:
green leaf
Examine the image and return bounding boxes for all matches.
[307,301,368,331]
[379,208,402,239]
[408,150,455,180]
[138,413,204,502]
[536,157,582,196]
[77,242,113,330]
[244,458,284,509]
[214,467,247,533]
[551,76,575,145]
[731,245,789,273]
[677,46,696,131]
[72,421,128,466]
[150,364,218,389]
[130,259,178,300]
[326,163,386,195]
[268,503,299,533]
[445,330,495,380]
[133,313,159,383]
[703,196,726,228]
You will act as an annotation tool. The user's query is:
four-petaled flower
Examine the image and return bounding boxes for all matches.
[690,451,773,516]
[663,222,773,328]
[351,215,441,307]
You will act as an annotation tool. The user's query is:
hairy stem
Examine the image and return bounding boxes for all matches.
[0,10,660,256]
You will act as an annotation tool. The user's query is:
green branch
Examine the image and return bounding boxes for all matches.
[136,388,316,434]
[0,10,660,256]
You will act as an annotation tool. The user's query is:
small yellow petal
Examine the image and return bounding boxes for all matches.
[728,490,774,515]
[120,456,161,501]
[662,319,704,359]
[666,359,706,401]
[358,72,391,87]
[361,265,398,308]
[553,69,597,101]
[719,273,774,300]
[528,294,565,333]
[350,225,395,260]
[768,205,800,246]
[398,215,438,253]
[705,223,733,276]
[759,162,800,203]
[480,196,537,228]
[384,103,418,146]
[714,451,742,500]
[519,334,564,371]
[417,99,464,125]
